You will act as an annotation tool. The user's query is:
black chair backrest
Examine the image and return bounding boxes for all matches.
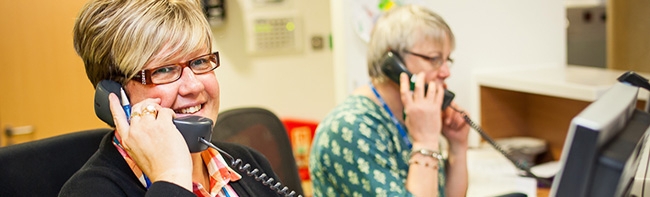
[0,128,111,196]
[212,107,304,195]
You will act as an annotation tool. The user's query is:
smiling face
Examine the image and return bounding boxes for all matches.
[124,47,220,122]
[402,33,453,86]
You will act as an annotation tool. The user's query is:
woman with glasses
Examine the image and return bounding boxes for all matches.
[60,0,288,196]
[309,5,469,197]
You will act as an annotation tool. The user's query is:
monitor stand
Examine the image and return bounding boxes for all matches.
[622,127,650,196]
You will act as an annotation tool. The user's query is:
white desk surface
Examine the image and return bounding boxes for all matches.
[475,65,650,102]
[467,145,538,197]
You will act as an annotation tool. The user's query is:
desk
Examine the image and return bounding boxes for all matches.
[472,65,649,196]
[467,145,538,196]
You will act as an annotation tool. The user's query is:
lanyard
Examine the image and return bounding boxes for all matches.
[112,135,152,189]
[222,187,231,197]
[370,83,412,149]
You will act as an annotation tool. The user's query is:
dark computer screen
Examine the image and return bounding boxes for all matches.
[551,82,650,197]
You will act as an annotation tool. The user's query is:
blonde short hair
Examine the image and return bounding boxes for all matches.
[73,0,213,87]
[367,5,455,81]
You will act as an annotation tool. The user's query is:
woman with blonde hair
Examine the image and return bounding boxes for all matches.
[60,0,289,196]
[310,5,469,197]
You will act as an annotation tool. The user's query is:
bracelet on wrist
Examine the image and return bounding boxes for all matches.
[408,158,439,170]
[409,148,444,161]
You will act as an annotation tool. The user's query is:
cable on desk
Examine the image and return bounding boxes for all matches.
[449,106,553,187]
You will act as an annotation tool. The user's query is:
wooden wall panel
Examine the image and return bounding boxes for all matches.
[481,86,590,161]
[607,0,650,73]
[0,1,108,146]
[480,86,529,139]
[525,94,590,160]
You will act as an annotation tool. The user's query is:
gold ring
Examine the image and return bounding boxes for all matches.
[130,111,142,119]
[142,105,158,116]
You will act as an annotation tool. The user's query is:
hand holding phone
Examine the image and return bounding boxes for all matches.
[399,72,446,145]
[94,80,213,153]
[106,94,194,190]
[381,52,550,185]
[380,50,454,147]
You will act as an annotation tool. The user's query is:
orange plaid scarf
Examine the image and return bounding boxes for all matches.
[112,131,242,196]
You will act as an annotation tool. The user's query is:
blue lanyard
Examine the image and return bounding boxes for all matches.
[222,187,232,197]
[370,83,413,149]
[113,136,152,189]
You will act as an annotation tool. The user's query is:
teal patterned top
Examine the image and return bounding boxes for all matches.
[309,95,445,197]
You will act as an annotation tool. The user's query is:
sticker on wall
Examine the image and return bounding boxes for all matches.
[353,0,425,43]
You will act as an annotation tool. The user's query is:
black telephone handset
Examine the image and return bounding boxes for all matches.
[95,80,303,196]
[380,51,553,187]
[380,51,455,110]
[94,80,213,153]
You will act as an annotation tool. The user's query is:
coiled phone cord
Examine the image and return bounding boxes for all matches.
[449,106,553,187]
[199,138,303,197]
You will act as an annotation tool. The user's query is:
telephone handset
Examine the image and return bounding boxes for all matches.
[379,51,553,186]
[380,51,455,110]
[94,80,213,153]
[94,80,302,196]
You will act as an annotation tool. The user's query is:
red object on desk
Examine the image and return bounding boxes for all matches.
[282,118,318,181]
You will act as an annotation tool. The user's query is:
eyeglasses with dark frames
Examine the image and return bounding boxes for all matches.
[402,50,453,70]
[131,52,220,85]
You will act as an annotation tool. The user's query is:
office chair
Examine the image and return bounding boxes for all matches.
[212,107,304,195]
[0,128,111,196]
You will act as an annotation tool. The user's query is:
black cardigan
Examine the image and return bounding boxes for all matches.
[59,131,284,197]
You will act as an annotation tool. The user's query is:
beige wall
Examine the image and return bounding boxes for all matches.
[212,0,335,122]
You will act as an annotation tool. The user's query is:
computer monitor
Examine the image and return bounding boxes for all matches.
[550,82,650,197]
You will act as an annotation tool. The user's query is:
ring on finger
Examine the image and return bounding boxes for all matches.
[130,111,142,119]
[142,105,158,116]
